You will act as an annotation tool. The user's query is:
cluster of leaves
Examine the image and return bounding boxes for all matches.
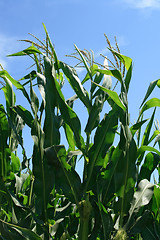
[0,24,160,239]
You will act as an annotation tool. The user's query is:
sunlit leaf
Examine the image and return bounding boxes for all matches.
[140,98,160,116]
[8,45,42,57]
[60,61,91,111]
[92,81,126,111]
[96,68,123,83]
[140,80,159,107]
[125,179,154,228]
[74,44,92,80]
[108,48,132,70]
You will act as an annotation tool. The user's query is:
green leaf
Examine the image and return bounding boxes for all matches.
[114,138,137,225]
[9,113,24,151]
[60,61,91,111]
[0,69,31,106]
[85,94,105,134]
[141,108,156,146]
[15,173,29,195]
[0,219,42,239]
[108,48,132,70]
[11,152,20,173]
[30,79,39,116]
[1,71,16,115]
[130,119,148,137]
[0,70,24,89]
[12,105,34,128]
[92,82,126,111]
[124,62,132,93]
[31,118,52,221]
[138,152,160,183]
[43,23,59,72]
[8,45,42,57]
[96,69,123,84]
[97,146,121,205]
[0,105,11,178]
[141,226,157,240]
[63,123,75,151]
[140,80,159,108]
[20,70,37,87]
[85,109,118,192]
[45,145,82,204]
[20,70,37,81]
[98,202,113,239]
[90,71,103,96]
[153,185,160,221]
[82,64,99,84]
[42,57,60,147]
[140,98,160,116]
[153,132,160,147]
[129,210,153,235]
[157,79,160,88]
[74,44,92,80]
[137,145,160,158]
[44,58,85,151]
[6,111,28,168]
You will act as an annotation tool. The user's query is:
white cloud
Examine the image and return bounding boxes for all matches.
[95,47,109,59]
[75,67,86,74]
[0,34,18,69]
[122,0,160,9]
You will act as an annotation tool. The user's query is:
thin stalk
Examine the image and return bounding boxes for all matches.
[119,148,129,228]
[78,198,92,240]
[28,175,35,206]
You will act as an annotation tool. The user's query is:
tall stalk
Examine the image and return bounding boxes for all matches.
[78,198,92,240]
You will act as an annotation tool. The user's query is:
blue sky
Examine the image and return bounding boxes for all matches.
[1,0,160,176]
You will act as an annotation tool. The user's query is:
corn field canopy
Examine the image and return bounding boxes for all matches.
[0,25,160,240]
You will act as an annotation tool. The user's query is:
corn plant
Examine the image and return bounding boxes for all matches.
[0,24,160,239]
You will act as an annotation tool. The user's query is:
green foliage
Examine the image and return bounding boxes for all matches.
[0,24,160,239]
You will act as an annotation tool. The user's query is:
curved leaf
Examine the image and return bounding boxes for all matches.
[108,48,132,70]
[60,61,91,111]
[140,98,160,116]
[140,80,159,108]
[130,119,148,137]
[0,219,42,240]
[126,179,154,226]
[137,145,160,158]
[92,82,126,111]
[74,44,92,80]
[82,64,99,84]
[138,152,160,183]
[96,68,123,83]
[7,45,42,57]
[90,71,103,95]
[12,105,34,128]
